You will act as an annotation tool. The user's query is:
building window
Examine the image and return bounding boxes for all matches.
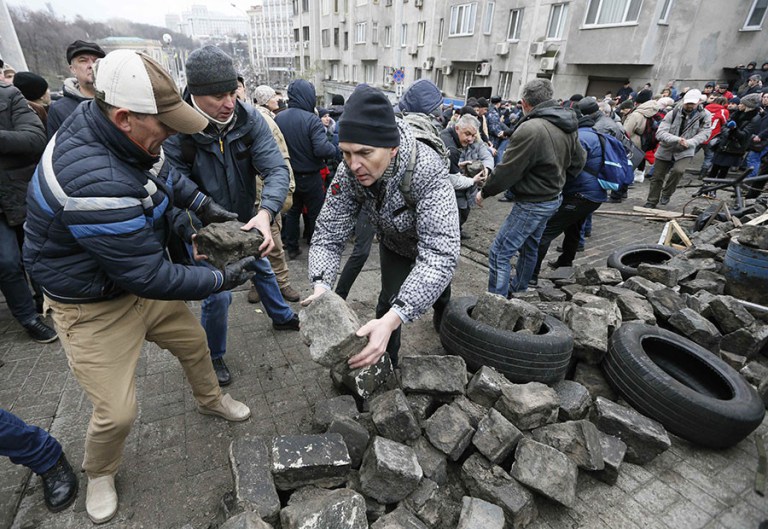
[355,22,367,43]
[332,63,340,79]
[302,0,309,12]
[438,18,445,44]
[372,22,379,43]
[303,26,310,40]
[304,55,310,70]
[456,69,475,97]
[658,0,673,23]
[498,71,513,99]
[483,2,495,35]
[449,3,477,36]
[401,23,408,47]
[365,63,375,83]
[334,27,340,45]
[546,3,568,39]
[744,0,768,29]
[353,65,359,82]
[294,27,300,42]
[584,0,642,26]
[343,64,349,81]
[386,0,392,5]
[417,21,426,45]
[292,0,299,15]
[322,0,330,15]
[322,29,330,47]
[334,0,339,13]
[344,31,349,49]
[507,8,523,40]
[384,25,392,46]
[434,68,444,90]
[383,66,392,83]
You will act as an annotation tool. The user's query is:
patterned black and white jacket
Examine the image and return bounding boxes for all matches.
[308,118,460,323]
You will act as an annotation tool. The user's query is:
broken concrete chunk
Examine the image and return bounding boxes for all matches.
[531,420,604,471]
[637,263,680,287]
[708,295,756,334]
[300,291,368,367]
[510,438,578,508]
[590,397,671,465]
[582,267,624,286]
[370,506,429,529]
[685,243,721,259]
[721,326,768,360]
[328,418,370,470]
[646,288,687,322]
[472,408,523,465]
[229,438,281,523]
[400,355,467,396]
[494,382,559,430]
[411,436,448,485]
[616,295,656,325]
[621,276,666,297]
[456,496,506,529]
[423,404,475,461]
[564,305,610,364]
[538,285,568,302]
[403,478,459,528]
[359,437,423,504]
[370,388,421,444]
[195,220,265,269]
[509,290,541,303]
[668,308,722,354]
[561,284,588,300]
[405,393,438,426]
[597,285,643,301]
[738,225,768,250]
[532,301,572,321]
[690,222,732,248]
[313,395,360,432]
[553,380,592,421]
[280,488,367,529]
[472,292,510,328]
[452,395,489,429]
[720,350,748,371]
[741,362,768,386]
[679,276,725,296]
[590,432,627,485]
[330,353,397,400]
[271,434,351,491]
[466,366,507,408]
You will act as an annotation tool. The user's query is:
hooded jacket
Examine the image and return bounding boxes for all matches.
[564,114,608,203]
[623,100,659,149]
[482,100,586,202]
[655,104,712,162]
[718,109,762,155]
[704,103,729,143]
[440,126,494,209]
[47,77,91,138]
[23,101,223,304]
[0,83,47,226]
[309,119,459,323]
[274,79,339,174]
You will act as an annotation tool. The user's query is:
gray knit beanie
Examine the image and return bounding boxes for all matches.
[186,45,238,96]
[741,93,762,109]
[253,84,277,106]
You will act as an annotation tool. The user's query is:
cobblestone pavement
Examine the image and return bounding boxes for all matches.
[1,176,766,529]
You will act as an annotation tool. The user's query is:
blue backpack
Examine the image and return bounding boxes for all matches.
[587,131,635,191]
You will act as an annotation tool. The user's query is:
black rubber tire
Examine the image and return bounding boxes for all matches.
[439,296,573,384]
[603,322,765,449]
[606,243,681,280]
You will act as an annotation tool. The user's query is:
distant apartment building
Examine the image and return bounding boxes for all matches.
[249,0,295,87]
[293,0,767,105]
[98,37,189,89]
[177,4,249,39]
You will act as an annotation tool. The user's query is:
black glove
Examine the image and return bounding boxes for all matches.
[197,196,238,225]
[217,256,257,292]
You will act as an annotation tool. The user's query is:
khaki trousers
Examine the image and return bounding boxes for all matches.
[267,214,291,289]
[47,295,221,478]
[646,157,694,205]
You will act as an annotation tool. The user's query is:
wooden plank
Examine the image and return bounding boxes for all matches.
[747,212,768,226]
[632,206,688,218]
[669,220,692,247]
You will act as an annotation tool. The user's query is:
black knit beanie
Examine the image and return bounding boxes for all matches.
[338,85,399,147]
[13,72,48,101]
[577,97,599,116]
[635,89,653,105]
[186,45,238,96]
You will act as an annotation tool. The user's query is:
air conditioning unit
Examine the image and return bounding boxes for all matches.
[414,0,424,6]
[495,42,509,56]
[443,65,453,76]
[540,57,557,71]
[294,41,300,49]
[475,62,491,76]
[422,58,434,70]
[303,41,309,49]
[529,41,545,56]
[407,45,418,56]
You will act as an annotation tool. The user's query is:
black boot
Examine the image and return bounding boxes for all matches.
[212,358,232,386]
[41,454,79,512]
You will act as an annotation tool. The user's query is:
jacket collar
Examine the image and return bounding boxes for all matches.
[86,101,160,172]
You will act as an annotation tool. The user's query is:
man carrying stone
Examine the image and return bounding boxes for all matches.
[47,40,105,137]
[302,85,460,368]
[165,46,296,386]
[23,50,253,524]
[477,79,585,297]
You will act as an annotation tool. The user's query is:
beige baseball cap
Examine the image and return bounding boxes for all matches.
[94,50,207,134]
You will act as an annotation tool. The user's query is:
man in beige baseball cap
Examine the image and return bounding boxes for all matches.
[23,50,255,524]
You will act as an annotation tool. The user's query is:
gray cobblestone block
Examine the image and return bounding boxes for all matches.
[359,436,423,504]
[590,432,627,485]
[740,361,768,386]
[621,276,666,297]
[616,295,657,325]
[195,221,265,269]
[679,276,725,296]
[637,263,680,287]
[330,352,397,400]
[405,393,438,426]
[720,327,767,359]
[287,485,334,505]
[690,222,732,248]
[582,297,623,337]
[313,395,360,432]
[668,308,722,353]
[220,512,274,529]
[531,419,604,471]
[466,366,507,407]
[646,288,686,322]
[456,496,505,529]
[460,453,538,529]
[280,488,367,529]
[553,380,592,421]
[453,395,490,428]
[299,291,368,367]
[564,305,610,364]
[229,438,281,523]
[532,301,572,321]
[582,267,624,286]
[328,418,370,469]
[720,350,748,370]
[597,285,643,301]
[473,292,513,328]
[494,381,559,431]
[737,225,768,250]
[685,243,721,259]
[271,434,351,491]
[344,470,387,522]
[404,478,456,528]
[590,397,671,465]
[472,408,522,465]
[508,299,546,333]
[400,355,467,396]
[371,506,429,529]
[561,283,587,300]
[423,404,475,461]
[411,436,448,485]
[508,290,541,303]
[570,292,605,305]
[759,377,768,408]
[510,438,578,508]
[538,285,568,302]
[370,389,421,443]
[708,295,756,334]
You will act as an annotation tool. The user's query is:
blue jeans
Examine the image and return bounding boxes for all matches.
[495,139,509,166]
[488,197,562,296]
[746,146,768,178]
[0,216,36,326]
[699,143,715,176]
[579,213,593,246]
[0,409,62,475]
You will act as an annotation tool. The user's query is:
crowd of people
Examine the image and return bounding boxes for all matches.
[1,39,767,525]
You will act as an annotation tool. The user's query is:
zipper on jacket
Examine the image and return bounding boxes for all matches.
[219,138,224,153]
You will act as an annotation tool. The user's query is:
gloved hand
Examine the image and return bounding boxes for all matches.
[197,196,238,225]
[726,120,737,128]
[217,256,257,292]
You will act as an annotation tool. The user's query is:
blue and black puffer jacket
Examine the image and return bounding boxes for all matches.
[23,101,223,303]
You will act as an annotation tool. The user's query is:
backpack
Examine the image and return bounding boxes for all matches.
[586,131,635,191]
[640,111,664,152]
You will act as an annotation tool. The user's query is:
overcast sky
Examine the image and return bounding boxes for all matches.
[8,0,255,28]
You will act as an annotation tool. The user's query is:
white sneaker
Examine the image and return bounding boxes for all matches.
[197,393,251,422]
[86,475,117,524]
